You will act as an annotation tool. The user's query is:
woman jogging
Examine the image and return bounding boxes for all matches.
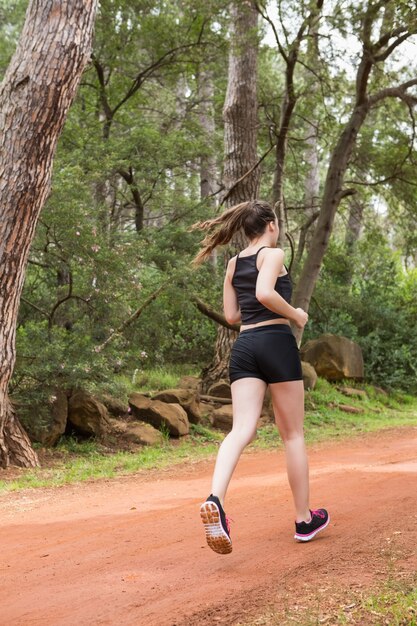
[193,199,329,555]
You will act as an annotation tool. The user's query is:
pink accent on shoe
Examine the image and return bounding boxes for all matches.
[311,509,326,519]
[225,516,234,534]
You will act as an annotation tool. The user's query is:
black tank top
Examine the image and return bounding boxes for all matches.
[231,246,292,324]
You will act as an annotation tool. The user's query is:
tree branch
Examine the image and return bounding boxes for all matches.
[374,31,413,62]
[111,29,207,118]
[369,78,417,106]
[191,295,240,332]
[95,283,166,352]
[254,1,288,62]
[20,297,49,318]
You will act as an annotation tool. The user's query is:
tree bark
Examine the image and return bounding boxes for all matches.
[201,0,260,391]
[198,67,219,203]
[0,0,98,467]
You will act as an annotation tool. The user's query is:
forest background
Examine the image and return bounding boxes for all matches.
[1,0,417,444]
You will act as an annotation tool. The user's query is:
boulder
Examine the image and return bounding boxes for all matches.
[210,405,271,431]
[125,421,164,446]
[43,390,69,446]
[300,334,364,381]
[301,361,318,390]
[100,393,129,418]
[177,376,201,391]
[109,419,164,446]
[208,380,232,399]
[210,405,233,431]
[152,388,201,424]
[68,391,110,437]
[129,393,189,437]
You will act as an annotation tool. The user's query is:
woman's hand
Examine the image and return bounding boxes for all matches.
[293,307,308,329]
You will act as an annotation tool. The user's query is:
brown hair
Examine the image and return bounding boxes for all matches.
[191,199,276,265]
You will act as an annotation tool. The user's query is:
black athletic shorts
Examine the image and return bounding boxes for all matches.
[229,324,303,385]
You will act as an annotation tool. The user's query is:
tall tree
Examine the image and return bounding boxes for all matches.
[0,0,98,467]
[256,0,323,247]
[292,0,417,343]
[202,0,260,389]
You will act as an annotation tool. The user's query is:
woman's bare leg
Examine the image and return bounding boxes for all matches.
[269,380,310,523]
[210,377,267,504]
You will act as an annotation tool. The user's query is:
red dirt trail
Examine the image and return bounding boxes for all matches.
[0,427,416,626]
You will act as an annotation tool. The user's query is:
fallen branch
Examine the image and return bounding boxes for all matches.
[200,395,232,404]
[191,295,240,332]
[95,283,166,353]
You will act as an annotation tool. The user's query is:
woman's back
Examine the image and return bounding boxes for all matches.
[232,246,292,324]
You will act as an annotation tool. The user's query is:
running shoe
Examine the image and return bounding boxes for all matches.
[294,508,330,542]
[200,494,232,554]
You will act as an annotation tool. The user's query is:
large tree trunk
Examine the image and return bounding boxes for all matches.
[201,0,260,391]
[292,2,417,345]
[198,66,220,266]
[198,67,219,204]
[292,103,369,345]
[0,0,98,468]
[293,3,322,271]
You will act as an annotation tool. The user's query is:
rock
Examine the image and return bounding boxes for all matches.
[43,390,69,446]
[300,334,364,381]
[337,404,364,414]
[262,388,275,421]
[109,418,163,446]
[99,394,129,418]
[68,391,110,437]
[128,393,189,437]
[125,422,164,446]
[152,388,201,424]
[208,380,232,399]
[210,405,233,431]
[337,386,367,399]
[177,376,201,391]
[257,414,272,428]
[302,361,318,390]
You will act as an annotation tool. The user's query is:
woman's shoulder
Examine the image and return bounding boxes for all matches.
[225,255,238,277]
[258,247,285,260]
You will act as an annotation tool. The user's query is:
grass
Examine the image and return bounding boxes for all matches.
[0,376,416,493]
[245,575,417,625]
[252,378,417,450]
[126,364,201,393]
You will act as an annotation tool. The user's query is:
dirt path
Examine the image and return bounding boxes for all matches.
[1,427,416,626]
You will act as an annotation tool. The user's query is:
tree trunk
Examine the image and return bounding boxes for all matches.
[292,104,369,344]
[198,67,219,203]
[0,0,98,467]
[345,197,364,254]
[201,0,260,391]
[292,2,417,345]
[198,66,219,266]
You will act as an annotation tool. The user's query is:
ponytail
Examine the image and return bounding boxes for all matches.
[191,199,276,265]
[191,201,252,265]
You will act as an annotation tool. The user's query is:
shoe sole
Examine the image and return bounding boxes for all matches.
[294,515,330,542]
[200,501,232,555]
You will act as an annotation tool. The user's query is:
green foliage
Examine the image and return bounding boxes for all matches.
[306,230,417,392]
[2,0,416,439]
